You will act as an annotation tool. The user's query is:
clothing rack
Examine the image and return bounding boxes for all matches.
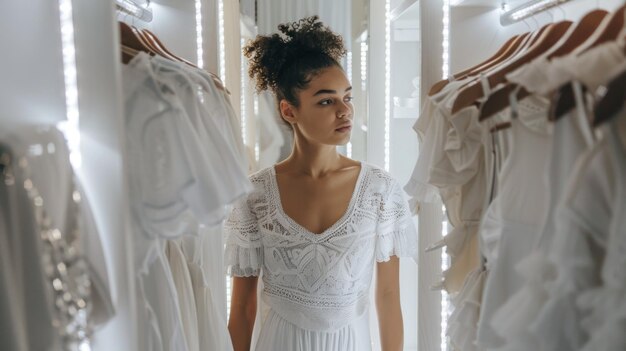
[116,0,153,23]
[500,0,574,26]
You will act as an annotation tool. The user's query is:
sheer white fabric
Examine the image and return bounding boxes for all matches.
[124,52,249,351]
[224,163,417,350]
[577,120,626,351]
[476,95,552,349]
[487,42,626,351]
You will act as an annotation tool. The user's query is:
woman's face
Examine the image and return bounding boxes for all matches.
[281,65,354,146]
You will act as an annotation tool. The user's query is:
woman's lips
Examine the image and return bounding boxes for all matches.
[335,125,352,133]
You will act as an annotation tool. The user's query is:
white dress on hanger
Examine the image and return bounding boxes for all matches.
[224,163,417,351]
[475,94,552,349]
[528,128,616,350]
[488,43,626,350]
[489,97,592,350]
[124,53,251,351]
[406,77,486,294]
[405,76,503,350]
[578,116,626,351]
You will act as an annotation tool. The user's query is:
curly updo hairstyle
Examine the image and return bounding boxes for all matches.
[243,16,347,125]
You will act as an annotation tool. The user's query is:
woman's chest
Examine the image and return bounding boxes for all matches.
[275,170,361,235]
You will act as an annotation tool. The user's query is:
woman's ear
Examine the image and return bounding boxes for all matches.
[279,100,297,125]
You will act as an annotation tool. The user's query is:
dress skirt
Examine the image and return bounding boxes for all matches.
[254,309,372,351]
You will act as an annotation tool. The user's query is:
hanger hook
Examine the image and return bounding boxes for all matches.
[122,8,130,23]
[531,13,540,30]
[557,4,566,21]
[547,8,554,23]
[522,18,531,32]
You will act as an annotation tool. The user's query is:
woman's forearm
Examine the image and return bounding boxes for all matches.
[376,292,404,351]
[229,276,258,351]
[228,309,256,351]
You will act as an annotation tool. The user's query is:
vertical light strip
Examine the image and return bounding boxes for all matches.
[360,42,368,91]
[346,51,353,83]
[58,0,82,170]
[441,209,450,351]
[253,95,259,116]
[253,95,260,162]
[218,0,226,83]
[441,2,451,350]
[384,0,391,172]
[240,38,247,144]
[442,0,450,79]
[346,50,353,159]
[195,0,204,68]
[58,0,88,348]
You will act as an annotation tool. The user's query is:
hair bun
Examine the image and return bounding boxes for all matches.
[244,16,347,93]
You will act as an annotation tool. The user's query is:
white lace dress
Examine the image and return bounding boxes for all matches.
[224,163,418,351]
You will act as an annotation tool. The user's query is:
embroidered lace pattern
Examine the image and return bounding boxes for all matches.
[224,164,417,330]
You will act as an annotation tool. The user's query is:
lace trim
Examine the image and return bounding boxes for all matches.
[264,284,362,309]
[376,225,417,262]
[224,243,263,277]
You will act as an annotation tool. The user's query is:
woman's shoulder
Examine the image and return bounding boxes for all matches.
[359,162,401,194]
[248,166,273,183]
[240,167,274,200]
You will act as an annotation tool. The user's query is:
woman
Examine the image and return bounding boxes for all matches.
[225,16,417,351]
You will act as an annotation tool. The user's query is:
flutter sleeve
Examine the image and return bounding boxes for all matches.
[223,194,263,277]
[376,178,418,263]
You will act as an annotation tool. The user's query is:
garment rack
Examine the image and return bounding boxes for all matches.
[116,0,153,23]
[500,0,575,26]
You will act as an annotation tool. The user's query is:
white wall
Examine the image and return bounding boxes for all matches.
[0,0,67,130]
[450,1,626,73]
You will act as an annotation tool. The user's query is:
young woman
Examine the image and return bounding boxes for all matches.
[224,16,417,351]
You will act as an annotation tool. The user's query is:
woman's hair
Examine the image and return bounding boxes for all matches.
[243,16,347,114]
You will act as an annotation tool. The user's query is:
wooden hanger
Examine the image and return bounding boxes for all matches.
[550,82,582,121]
[134,27,173,60]
[480,10,611,120]
[577,5,626,55]
[451,30,544,114]
[548,7,626,119]
[452,21,572,115]
[450,25,548,103]
[428,35,521,96]
[547,9,609,60]
[142,29,197,67]
[593,68,626,126]
[479,84,531,121]
[464,33,530,75]
[444,31,537,99]
[119,21,157,63]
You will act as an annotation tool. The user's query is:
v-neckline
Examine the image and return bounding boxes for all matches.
[270,163,366,238]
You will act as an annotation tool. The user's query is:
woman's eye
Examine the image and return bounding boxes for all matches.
[344,96,354,103]
[319,99,333,105]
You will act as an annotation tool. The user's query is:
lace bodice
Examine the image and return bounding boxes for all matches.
[224,163,417,331]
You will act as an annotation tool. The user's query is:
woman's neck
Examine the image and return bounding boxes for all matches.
[278,136,346,178]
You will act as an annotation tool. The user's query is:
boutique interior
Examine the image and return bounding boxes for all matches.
[2,0,626,350]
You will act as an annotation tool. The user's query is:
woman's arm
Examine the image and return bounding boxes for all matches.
[228,276,258,351]
[376,256,403,351]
